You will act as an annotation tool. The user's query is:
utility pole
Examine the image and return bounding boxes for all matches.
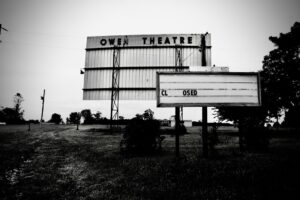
[40,89,46,124]
[0,24,8,43]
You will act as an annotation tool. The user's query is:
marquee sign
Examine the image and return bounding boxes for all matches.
[86,34,205,49]
[156,72,261,107]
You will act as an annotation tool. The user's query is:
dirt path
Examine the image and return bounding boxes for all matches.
[0,125,123,199]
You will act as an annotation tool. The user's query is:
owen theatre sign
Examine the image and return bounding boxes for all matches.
[86,34,203,49]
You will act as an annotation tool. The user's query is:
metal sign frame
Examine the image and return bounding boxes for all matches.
[156,72,261,107]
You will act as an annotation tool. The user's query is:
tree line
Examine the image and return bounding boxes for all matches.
[0,93,25,124]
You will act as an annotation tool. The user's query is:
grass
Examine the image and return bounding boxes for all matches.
[0,124,300,199]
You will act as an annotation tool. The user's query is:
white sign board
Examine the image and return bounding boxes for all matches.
[156,72,261,107]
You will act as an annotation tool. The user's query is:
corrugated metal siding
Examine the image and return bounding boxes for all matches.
[84,68,189,89]
[85,48,203,67]
[83,70,112,89]
[83,90,157,100]
[182,48,202,66]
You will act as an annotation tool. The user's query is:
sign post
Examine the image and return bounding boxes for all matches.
[175,107,180,157]
[202,106,208,157]
[201,35,209,157]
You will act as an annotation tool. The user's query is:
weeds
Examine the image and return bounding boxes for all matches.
[0,125,300,199]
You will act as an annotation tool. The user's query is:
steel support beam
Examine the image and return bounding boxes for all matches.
[110,47,120,129]
[174,46,183,157]
[175,46,184,122]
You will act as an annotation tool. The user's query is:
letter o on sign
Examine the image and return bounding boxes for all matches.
[100,39,107,46]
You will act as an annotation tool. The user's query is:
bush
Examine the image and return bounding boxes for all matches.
[120,117,162,154]
[241,127,270,151]
[48,113,62,124]
[178,124,187,135]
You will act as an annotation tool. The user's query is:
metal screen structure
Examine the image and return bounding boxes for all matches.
[83,34,211,121]
[83,34,211,100]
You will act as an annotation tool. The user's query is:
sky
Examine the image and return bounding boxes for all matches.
[0,0,299,122]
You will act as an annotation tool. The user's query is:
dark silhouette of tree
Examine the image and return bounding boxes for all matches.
[69,112,81,124]
[13,93,24,121]
[281,106,300,127]
[143,109,154,120]
[216,22,300,127]
[81,109,94,124]
[135,113,143,120]
[49,113,62,124]
[261,22,300,126]
[0,107,17,124]
[0,93,25,124]
[216,107,266,127]
[214,22,300,149]
[93,111,102,121]
[0,108,5,122]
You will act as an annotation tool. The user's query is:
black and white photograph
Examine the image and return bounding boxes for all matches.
[1,0,300,199]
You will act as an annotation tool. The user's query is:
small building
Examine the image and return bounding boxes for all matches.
[160,119,171,127]
[169,116,193,127]
[170,120,193,127]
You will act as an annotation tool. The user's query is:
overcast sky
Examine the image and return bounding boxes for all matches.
[0,0,299,122]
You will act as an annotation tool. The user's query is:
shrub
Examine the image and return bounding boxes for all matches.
[120,117,162,154]
[178,124,187,135]
[240,126,270,152]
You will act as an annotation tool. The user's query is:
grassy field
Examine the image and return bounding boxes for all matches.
[0,124,300,200]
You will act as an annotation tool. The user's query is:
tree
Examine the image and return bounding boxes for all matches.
[135,113,143,120]
[216,22,300,127]
[282,106,300,127]
[49,113,62,124]
[14,93,24,119]
[69,112,81,124]
[0,93,25,124]
[0,107,17,124]
[215,23,300,149]
[0,108,4,122]
[13,93,24,123]
[261,22,300,125]
[93,111,102,121]
[142,109,154,120]
[81,109,94,124]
